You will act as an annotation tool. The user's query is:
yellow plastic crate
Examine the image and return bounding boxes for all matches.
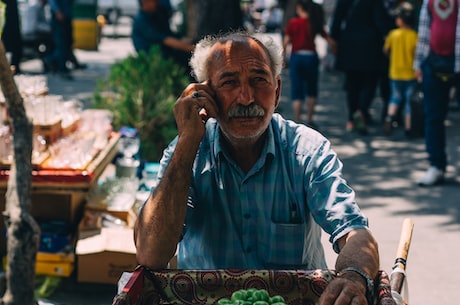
[3,251,75,277]
[73,19,100,50]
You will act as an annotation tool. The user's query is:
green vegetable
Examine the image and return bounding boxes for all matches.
[218,298,233,305]
[270,295,285,303]
[220,288,287,305]
[254,290,270,302]
[231,290,247,302]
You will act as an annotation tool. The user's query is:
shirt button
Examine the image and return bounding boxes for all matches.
[244,213,251,219]
[246,246,252,253]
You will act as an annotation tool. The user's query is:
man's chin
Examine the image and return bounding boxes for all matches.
[221,120,268,140]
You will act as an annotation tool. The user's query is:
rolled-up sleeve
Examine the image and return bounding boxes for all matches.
[305,139,368,253]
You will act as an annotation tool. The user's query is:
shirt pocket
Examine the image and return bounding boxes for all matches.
[260,222,306,267]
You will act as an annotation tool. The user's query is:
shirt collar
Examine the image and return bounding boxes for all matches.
[211,117,277,164]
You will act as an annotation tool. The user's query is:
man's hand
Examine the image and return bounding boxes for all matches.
[174,82,219,145]
[322,229,379,305]
[319,272,368,305]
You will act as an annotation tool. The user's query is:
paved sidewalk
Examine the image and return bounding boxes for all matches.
[17,33,460,305]
[300,69,460,305]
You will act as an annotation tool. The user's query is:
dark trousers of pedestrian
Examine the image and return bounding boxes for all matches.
[421,60,459,172]
[344,70,379,123]
[47,16,73,73]
[1,0,23,73]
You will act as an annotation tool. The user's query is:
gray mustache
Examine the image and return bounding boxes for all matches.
[227,104,265,118]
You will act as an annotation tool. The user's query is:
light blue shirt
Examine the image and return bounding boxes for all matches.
[157,113,368,269]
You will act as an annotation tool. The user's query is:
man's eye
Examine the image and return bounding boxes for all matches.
[253,77,268,84]
[222,80,237,86]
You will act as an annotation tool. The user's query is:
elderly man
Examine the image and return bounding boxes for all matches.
[134,31,379,305]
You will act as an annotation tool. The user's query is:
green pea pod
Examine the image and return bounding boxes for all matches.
[246,288,257,299]
[270,295,286,304]
[271,302,287,305]
[253,301,270,305]
[252,291,261,302]
[231,290,247,302]
[254,289,270,302]
[217,298,233,305]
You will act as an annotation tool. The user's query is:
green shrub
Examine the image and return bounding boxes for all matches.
[93,46,190,162]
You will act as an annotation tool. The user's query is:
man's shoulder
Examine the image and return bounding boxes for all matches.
[271,114,328,154]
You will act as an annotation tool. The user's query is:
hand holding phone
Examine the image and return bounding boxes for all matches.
[174,82,219,144]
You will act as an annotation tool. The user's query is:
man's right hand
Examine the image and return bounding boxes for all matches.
[174,82,219,146]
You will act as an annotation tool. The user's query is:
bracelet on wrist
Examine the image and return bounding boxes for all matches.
[338,267,375,304]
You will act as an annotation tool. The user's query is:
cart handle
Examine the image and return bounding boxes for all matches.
[390,218,414,294]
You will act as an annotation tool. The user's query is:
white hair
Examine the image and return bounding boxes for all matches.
[189,31,284,82]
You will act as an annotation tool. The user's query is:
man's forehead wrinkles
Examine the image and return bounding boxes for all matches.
[217,67,269,79]
[219,71,238,79]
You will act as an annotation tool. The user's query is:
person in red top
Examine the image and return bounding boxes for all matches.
[413,0,460,186]
[283,0,334,128]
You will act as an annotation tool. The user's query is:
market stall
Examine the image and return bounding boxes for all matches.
[0,75,120,270]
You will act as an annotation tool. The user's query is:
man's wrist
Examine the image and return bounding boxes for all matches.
[338,267,374,303]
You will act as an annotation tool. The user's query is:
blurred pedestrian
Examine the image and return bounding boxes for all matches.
[132,0,194,74]
[46,0,75,79]
[283,0,333,128]
[262,5,282,33]
[22,0,54,69]
[321,0,337,71]
[414,0,460,186]
[383,2,418,138]
[1,0,23,74]
[329,0,393,134]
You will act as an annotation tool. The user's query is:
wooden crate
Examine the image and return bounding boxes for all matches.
[0,133,121,256]
[34,119,62,144]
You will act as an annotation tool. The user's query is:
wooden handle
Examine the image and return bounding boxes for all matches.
[390,218,414,293]
[394,218,414,270]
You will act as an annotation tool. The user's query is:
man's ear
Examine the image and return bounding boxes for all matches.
[274,76,282,109]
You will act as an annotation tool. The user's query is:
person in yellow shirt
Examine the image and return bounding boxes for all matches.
[383,2,418,137]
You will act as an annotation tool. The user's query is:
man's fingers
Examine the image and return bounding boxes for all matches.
[319,277,367,305]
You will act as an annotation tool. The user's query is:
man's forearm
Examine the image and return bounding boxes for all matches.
[335,229,380,278]
[317,229,379,305]
[134,139,197,269]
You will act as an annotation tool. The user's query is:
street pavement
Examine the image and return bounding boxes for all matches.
[16,25,460,305]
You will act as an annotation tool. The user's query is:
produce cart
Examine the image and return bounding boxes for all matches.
[112,220,414,305]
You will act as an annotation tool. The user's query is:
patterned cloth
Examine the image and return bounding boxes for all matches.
[112,267,398,305]
[157,114,368,270]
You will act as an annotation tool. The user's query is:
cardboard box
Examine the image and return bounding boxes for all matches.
[76,227,138,285]
[78,207,138,231]
[0,190,87,256]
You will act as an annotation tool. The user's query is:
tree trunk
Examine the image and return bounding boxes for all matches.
[0,41,40,305]
[186,0,244,41]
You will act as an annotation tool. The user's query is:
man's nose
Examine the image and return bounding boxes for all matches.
[238,83,255,105]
